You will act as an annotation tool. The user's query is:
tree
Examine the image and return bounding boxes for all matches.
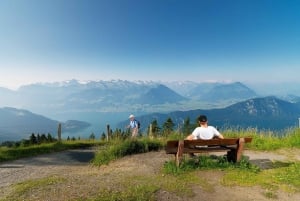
[150,119,160,137]
[89,133,96,140]
[162,117,175,137]
[47,133,54,142]
[182,117,193,136]
[40,134,48,143]
[112,128,122,139]
[21,139,30,147]
[37,134,41,144]
[30,133,37,144]
[100,132,106,141]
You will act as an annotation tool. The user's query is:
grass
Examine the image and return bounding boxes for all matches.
[92,138,164,166]
[0,140,102,162]
[1,128,300,200]
[3,176,66,201]
[86,173,205,201]
[90,178,159,201]
[221,161,300,194]
[223,127,300,150]
[161,154,300,199]
[163,155,260,175]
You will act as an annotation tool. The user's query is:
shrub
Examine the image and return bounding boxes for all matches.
[163,155,260,175]
[92,138,163,166]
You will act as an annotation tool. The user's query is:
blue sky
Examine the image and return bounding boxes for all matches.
[0,0,300,89]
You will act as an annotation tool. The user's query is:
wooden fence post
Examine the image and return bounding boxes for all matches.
[106,124,110,141]
[149,124,153,139]
[57,123,62,142]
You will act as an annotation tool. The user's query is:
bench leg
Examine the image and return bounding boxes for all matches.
[236,138,245,162]
[227,149,237,162]
[175,140,184,167]
[227,138,245,162]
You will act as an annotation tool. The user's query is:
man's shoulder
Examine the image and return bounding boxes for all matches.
[207,126,216,129]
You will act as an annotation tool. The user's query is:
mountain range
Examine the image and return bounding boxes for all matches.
[0,80,258,115]
[118,96,300,132]
[1,80,300,141]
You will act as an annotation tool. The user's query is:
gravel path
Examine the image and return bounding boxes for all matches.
[0,148,96,199]
[0,148,299,201]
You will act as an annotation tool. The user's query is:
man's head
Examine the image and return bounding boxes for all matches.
[198,115,207,123]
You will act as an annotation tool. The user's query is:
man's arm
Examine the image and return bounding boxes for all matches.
[186,134,194,140]
[217,134,224,139]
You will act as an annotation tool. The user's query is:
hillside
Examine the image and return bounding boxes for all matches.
[120,96,300,131]
[0,107,90,142]
[1,80,300,141]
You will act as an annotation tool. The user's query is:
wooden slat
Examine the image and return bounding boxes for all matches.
[183,147,232,153]
[244,137,252,143]
[183,137,252,147]
[184,138,239,147]
[165,140,179,154]
[166,140,179,148]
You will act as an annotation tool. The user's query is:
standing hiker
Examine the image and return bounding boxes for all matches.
[127,114,139,138]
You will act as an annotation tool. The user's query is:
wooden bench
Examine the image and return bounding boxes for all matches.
[165,137,252,166]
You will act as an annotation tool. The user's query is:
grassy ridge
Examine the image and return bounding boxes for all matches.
[1,129,300,200]
[223,128,300,150]
[1,128,300,163]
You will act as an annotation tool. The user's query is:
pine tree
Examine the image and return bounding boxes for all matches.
[162,117,175,137]
[30,133,37,144]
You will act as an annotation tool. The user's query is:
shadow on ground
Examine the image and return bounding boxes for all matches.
[66,149,95,163]
[250,159,292,169]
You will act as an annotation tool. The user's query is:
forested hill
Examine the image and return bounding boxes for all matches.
[118,96,300,131]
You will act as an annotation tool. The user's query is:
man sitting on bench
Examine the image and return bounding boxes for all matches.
[186,115,224,156]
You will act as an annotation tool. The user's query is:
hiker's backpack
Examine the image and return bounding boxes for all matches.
[135,120,141,129]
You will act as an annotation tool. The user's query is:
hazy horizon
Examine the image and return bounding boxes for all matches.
[1,0,300,90]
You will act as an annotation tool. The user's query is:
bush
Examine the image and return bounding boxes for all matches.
[163,155,260,175]
[92,138,163,166]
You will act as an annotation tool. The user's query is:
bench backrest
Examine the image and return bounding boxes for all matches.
[184,137,252,146]
[165,137,252,154]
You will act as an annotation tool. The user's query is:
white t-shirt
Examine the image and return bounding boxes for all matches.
[191,126,221,140]
[129,120,138,129]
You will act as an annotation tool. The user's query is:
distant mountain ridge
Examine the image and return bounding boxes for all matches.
[0,107,91,142]
[0,80,258,113]
[1,79,300,141]
[192,82,257,102]
[118,96,300,131]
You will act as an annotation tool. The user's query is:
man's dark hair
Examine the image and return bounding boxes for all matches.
[198,115,207,123]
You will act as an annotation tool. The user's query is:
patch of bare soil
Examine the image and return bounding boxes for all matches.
[0,148,299,201]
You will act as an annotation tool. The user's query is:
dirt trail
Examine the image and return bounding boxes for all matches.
[0,148,299,201]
